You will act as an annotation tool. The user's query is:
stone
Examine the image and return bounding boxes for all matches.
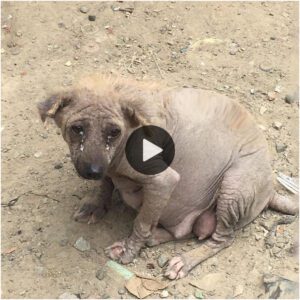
[194,289,204,299]
[74,237,90,252]
[118,288,126,295]
[276,143,287,153]
[157,254,169,268]
[259,63,273,72]
[54,163,63,169]
[80,6,89,14]
[267,91,276,101]
[259,106,267,115]
[233,284,244,297]
[160,290,169,298]
[272,121,282,130]
[34,151,42,158]
[88,15,96,21]
[96,268,106,280]
[284,94,295,104]
[263,274,298,299]
[64,61,72,67]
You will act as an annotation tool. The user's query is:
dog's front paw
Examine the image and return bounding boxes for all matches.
[105,239,142,264]
[73,202,107,224]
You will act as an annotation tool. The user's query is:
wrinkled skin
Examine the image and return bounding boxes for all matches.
[38,75,298,279]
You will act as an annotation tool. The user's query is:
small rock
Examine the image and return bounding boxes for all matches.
[233,284,244,297]
[158,254,169,268]
[58,292,79,299]
[59,239,68,247]
[276,143,287,153]
[259,106,267,115]
[250,88,255,95]
[160,290,169,298]
[95,268,106,280]
[194,289,204,299]
[34,151,42,158]
[267,91,276,101]
[74,237,90,252]
[272,121,282,130]
[229,48,238,55]
[54,163,63,169]
[284,94,295,104]
[88,15,96,21]
[118,288,126,295]
[259,63,273,72]
[80,6,89,14]
[64,61,72,67]
[274,85,282,93]
[16,31,22,37]
[263,274,298,299]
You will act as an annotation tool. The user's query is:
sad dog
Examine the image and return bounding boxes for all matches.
[38,74,297,279]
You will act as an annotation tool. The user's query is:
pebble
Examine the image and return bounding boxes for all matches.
[95,268,106,280]
[80,6,89,14]
[272,121,282,130]
[194,289,204,299]
[276,143,287,153]
[229,48,238,55]
[274,85,282,93]
[74,237,90,252]
[160,290,169,298]
[58,292,79,299]
[157,254,169,268]
[259,63,273,72]
[267,91,276,101]
[233,284,244,297]
[65,61,72,67]
[88,15,96,21]
[59,239,68,247]
[250,88,255,95]
[54,162,63,169]
[118,288,126,295]
[259,106,267,115]
[284,94,295,104]
[34,151,42,158]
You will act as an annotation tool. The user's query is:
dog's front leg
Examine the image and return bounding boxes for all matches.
[105,167,180,264]
[73,176,114,224]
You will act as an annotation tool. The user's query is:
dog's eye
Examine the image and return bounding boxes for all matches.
[108,127,121,138]
[71,125,84,136]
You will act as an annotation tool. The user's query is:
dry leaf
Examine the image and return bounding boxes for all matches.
[125,275,169,298]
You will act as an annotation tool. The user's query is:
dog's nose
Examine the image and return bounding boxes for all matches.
[86,164,103,180]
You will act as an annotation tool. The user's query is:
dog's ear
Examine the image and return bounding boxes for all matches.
[38,92,73,126]
[121,104,148,128]
[121,98,152,128]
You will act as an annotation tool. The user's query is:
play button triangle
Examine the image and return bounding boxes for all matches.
[143,139,163,162]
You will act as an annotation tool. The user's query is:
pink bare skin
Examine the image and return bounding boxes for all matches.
[38,75,298,279]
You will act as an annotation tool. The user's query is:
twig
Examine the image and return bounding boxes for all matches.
[150,50,164,79]
[1,190,60,207]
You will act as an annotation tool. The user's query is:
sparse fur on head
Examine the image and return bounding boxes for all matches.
[38,74,170,180]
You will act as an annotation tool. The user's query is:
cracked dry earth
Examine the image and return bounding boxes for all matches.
[1,1,299,299]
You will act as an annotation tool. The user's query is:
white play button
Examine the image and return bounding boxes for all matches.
[143,139,163,162]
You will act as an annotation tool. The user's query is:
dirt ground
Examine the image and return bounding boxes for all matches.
[1,1,299,299]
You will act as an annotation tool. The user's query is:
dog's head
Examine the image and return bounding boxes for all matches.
[38,75,165,180]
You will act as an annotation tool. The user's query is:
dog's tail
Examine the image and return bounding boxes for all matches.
[269,192,299,215]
